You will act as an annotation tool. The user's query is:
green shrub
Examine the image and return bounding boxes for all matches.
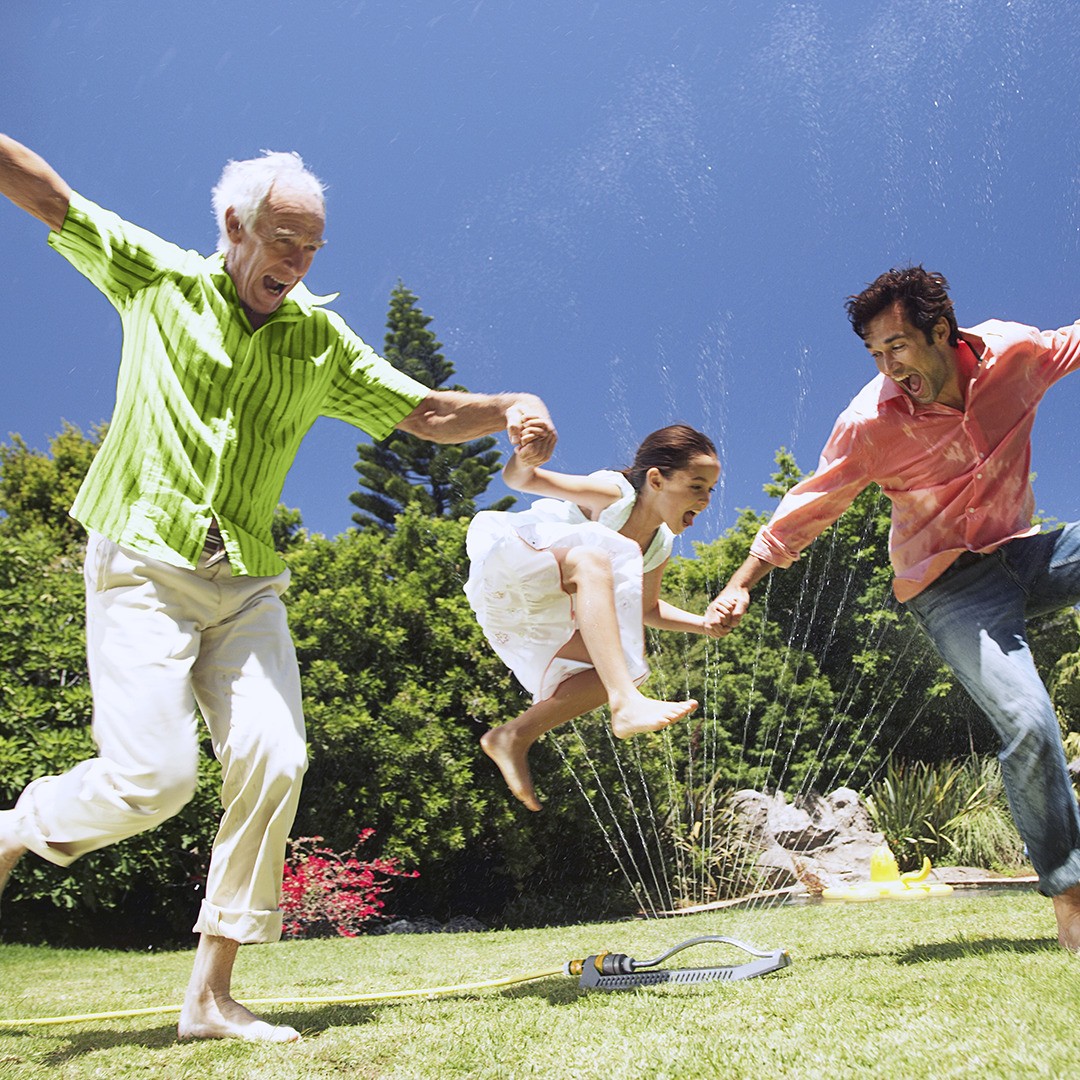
[666,810,767,908]
[866,756,1024,873]
[0,522,222,947]
[942,757,1027,872]
[0,429,1046,942]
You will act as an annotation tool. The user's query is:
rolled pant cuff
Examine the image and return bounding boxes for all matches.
[193,900,283,944]
[1039,853,1080,898]
[12,788,81,868]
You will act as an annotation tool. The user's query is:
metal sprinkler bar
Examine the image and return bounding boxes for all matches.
[565,935,791,992]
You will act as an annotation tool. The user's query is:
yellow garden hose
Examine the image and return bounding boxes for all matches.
[0,966,566,1028]
[0,935,790,1028]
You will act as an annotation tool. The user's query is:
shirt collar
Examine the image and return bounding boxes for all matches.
[878,373,912,412]
[959,328,987,366]
[207,252,339,323]
[955,337,980,383]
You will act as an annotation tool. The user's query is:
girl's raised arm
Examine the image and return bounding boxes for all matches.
[502,447,623,517]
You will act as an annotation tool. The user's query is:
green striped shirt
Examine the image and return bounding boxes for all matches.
[49,193,427,577]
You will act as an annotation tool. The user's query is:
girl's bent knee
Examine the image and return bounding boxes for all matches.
[562,546,614,583]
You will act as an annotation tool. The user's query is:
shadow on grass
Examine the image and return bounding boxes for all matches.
[897,936,1058,963]
[37,1023,182,1066]
[26,1006,378,1065]
[16,987,585,1063]
[25,971,781,1059]
[814,936,1057,964]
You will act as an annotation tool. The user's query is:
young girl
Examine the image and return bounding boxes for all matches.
[464,422,722,811]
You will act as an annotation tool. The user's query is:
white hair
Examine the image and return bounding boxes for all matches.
[211,150,326,252]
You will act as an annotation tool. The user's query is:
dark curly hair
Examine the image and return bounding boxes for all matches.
[845,265,960,346]
[623,424,717,492]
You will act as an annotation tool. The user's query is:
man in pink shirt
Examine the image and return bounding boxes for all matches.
[706,265,1080,951]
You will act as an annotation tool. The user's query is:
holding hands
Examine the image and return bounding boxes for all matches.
[704,555,773,636]
[506,405,557,468]
[704,589,748,636]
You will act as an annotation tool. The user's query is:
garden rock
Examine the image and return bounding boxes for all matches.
[733,787,941,891]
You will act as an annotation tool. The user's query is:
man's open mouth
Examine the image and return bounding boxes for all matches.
[264,276,288,296]
[898,372,924,396]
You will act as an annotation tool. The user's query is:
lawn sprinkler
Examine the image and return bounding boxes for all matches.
[821,843,954,902]
[567,935,791,991]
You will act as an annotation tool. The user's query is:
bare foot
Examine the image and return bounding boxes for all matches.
[481,726,543,811]
[179,933,299,1042]
[1053,883,1080,953]
[0,810,27,911]
[178,993,300,1043]
[609,695,698,739]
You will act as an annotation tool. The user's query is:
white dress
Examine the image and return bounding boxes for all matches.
[464,471,675,702]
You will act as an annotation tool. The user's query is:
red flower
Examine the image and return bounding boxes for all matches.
[279,832,419,939]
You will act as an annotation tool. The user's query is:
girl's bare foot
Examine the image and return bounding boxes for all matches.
[609,696,697,739]
[481,726,542,811]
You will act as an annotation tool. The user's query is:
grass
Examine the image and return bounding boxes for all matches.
[0,887,1077,1079]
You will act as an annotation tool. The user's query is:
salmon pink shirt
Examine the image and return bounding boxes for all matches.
[750,319,1080,601]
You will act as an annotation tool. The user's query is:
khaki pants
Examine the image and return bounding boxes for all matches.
[12,532,308,943]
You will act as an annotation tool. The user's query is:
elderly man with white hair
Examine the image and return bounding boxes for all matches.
[0,133,556,1043]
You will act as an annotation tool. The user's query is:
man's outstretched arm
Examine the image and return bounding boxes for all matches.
[0,134,71,231]
[704,553,776,636]
[396,390,556,456]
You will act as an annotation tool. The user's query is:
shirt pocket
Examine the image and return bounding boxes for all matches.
[235,351,329,448]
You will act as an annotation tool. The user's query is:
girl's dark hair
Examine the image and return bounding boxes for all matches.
[845,265,960,346]
[623,424,717,491]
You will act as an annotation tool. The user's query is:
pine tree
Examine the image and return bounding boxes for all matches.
[351,282,515,529]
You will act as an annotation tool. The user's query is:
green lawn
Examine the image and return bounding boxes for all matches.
[0,888,1075,1079]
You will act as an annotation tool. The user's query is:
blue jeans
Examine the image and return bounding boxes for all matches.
[905,524,1080,896]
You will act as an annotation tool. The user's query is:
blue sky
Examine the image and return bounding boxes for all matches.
[5,1,1080,554]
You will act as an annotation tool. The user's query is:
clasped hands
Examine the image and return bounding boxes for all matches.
[506,406,557,467]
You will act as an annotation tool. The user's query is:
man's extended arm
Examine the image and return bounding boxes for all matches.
[704,553,775,635]
[0,134,71,231]
[707,408,875,635]
[396,390,556,451]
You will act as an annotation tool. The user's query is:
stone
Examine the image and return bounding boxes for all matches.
[733,787,891,890]
[728,785,1025,893]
